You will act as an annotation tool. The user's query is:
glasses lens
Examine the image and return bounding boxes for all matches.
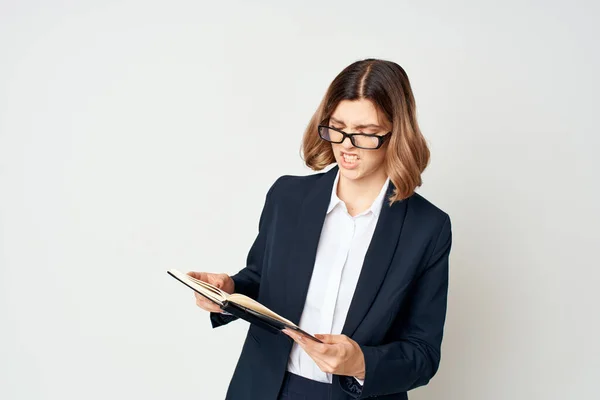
[354,135,381,149]
[319,126,385,149]
[319,126,344,143]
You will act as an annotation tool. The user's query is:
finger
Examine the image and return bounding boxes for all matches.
[187,271,207,281]
[212,275,230,289]
[282,329,312,345]
[287,329,324,344]
[194,293,216,308]
[196,301,221,313]
[283,330,330,365]
[301,344,342,375]
[282,329,299,341]
[194,293,222,313]
[189,272,225,291]
[283,330,331,356]
[297,345,334,373]
[199,273,224,289]
[197,302,222,313]
[285,332,350,375]
[314,333,346,344]
[212,279,224,289]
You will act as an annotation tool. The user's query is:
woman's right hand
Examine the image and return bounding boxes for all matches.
[187,271,235,313]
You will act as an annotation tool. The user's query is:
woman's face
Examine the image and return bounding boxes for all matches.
[328,99,390,182]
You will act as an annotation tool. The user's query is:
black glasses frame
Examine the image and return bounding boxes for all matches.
[317,125,391,150]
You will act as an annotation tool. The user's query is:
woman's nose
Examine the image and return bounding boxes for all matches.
[340,136,355,149]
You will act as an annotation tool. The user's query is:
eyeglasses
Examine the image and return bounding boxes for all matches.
[317,125,391,150]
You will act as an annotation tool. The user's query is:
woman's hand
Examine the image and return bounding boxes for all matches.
[282,330,366,379]
[187,271,235,314]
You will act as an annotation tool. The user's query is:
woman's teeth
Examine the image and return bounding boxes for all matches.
[343,153,358,163]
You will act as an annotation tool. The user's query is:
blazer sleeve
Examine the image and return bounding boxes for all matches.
[209,177,279,329]
[343,215,452,398]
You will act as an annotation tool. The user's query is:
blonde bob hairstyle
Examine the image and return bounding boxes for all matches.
[301,58,430,205]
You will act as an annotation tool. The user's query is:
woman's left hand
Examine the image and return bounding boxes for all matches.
[282,329,366,379]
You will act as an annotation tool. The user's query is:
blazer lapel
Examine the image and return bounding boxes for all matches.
[281,165,408,340]
[341,182,408,338]
[283,166,338,325]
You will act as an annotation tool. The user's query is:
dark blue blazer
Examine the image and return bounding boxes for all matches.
[210,165,452,399]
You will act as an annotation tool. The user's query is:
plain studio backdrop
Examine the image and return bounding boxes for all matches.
[1,1,598,399]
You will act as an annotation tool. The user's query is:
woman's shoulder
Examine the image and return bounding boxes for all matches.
[408,192,449,218]
[406,191,451,234]
[271,171,324,189]
[264,171,328,205]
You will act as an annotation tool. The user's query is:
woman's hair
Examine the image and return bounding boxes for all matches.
[301,58,430,204]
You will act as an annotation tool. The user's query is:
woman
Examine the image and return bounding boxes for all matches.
[189,58,452,400]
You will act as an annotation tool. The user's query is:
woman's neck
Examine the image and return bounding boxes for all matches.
[336,170,388,217]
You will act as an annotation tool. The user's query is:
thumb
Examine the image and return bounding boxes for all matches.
[188,271,209,283]
[211,275,226,288]
[187,271,203,279]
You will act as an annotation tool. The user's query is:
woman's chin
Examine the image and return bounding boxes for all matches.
[338,163,362,179]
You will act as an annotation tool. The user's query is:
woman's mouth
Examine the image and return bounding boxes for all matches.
[340,151,359,168]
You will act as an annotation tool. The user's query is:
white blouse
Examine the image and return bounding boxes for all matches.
[286,170,390,386]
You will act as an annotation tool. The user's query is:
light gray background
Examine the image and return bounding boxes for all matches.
[1,1,598,399]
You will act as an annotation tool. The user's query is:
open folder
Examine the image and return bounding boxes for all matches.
[167,269,322,343]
